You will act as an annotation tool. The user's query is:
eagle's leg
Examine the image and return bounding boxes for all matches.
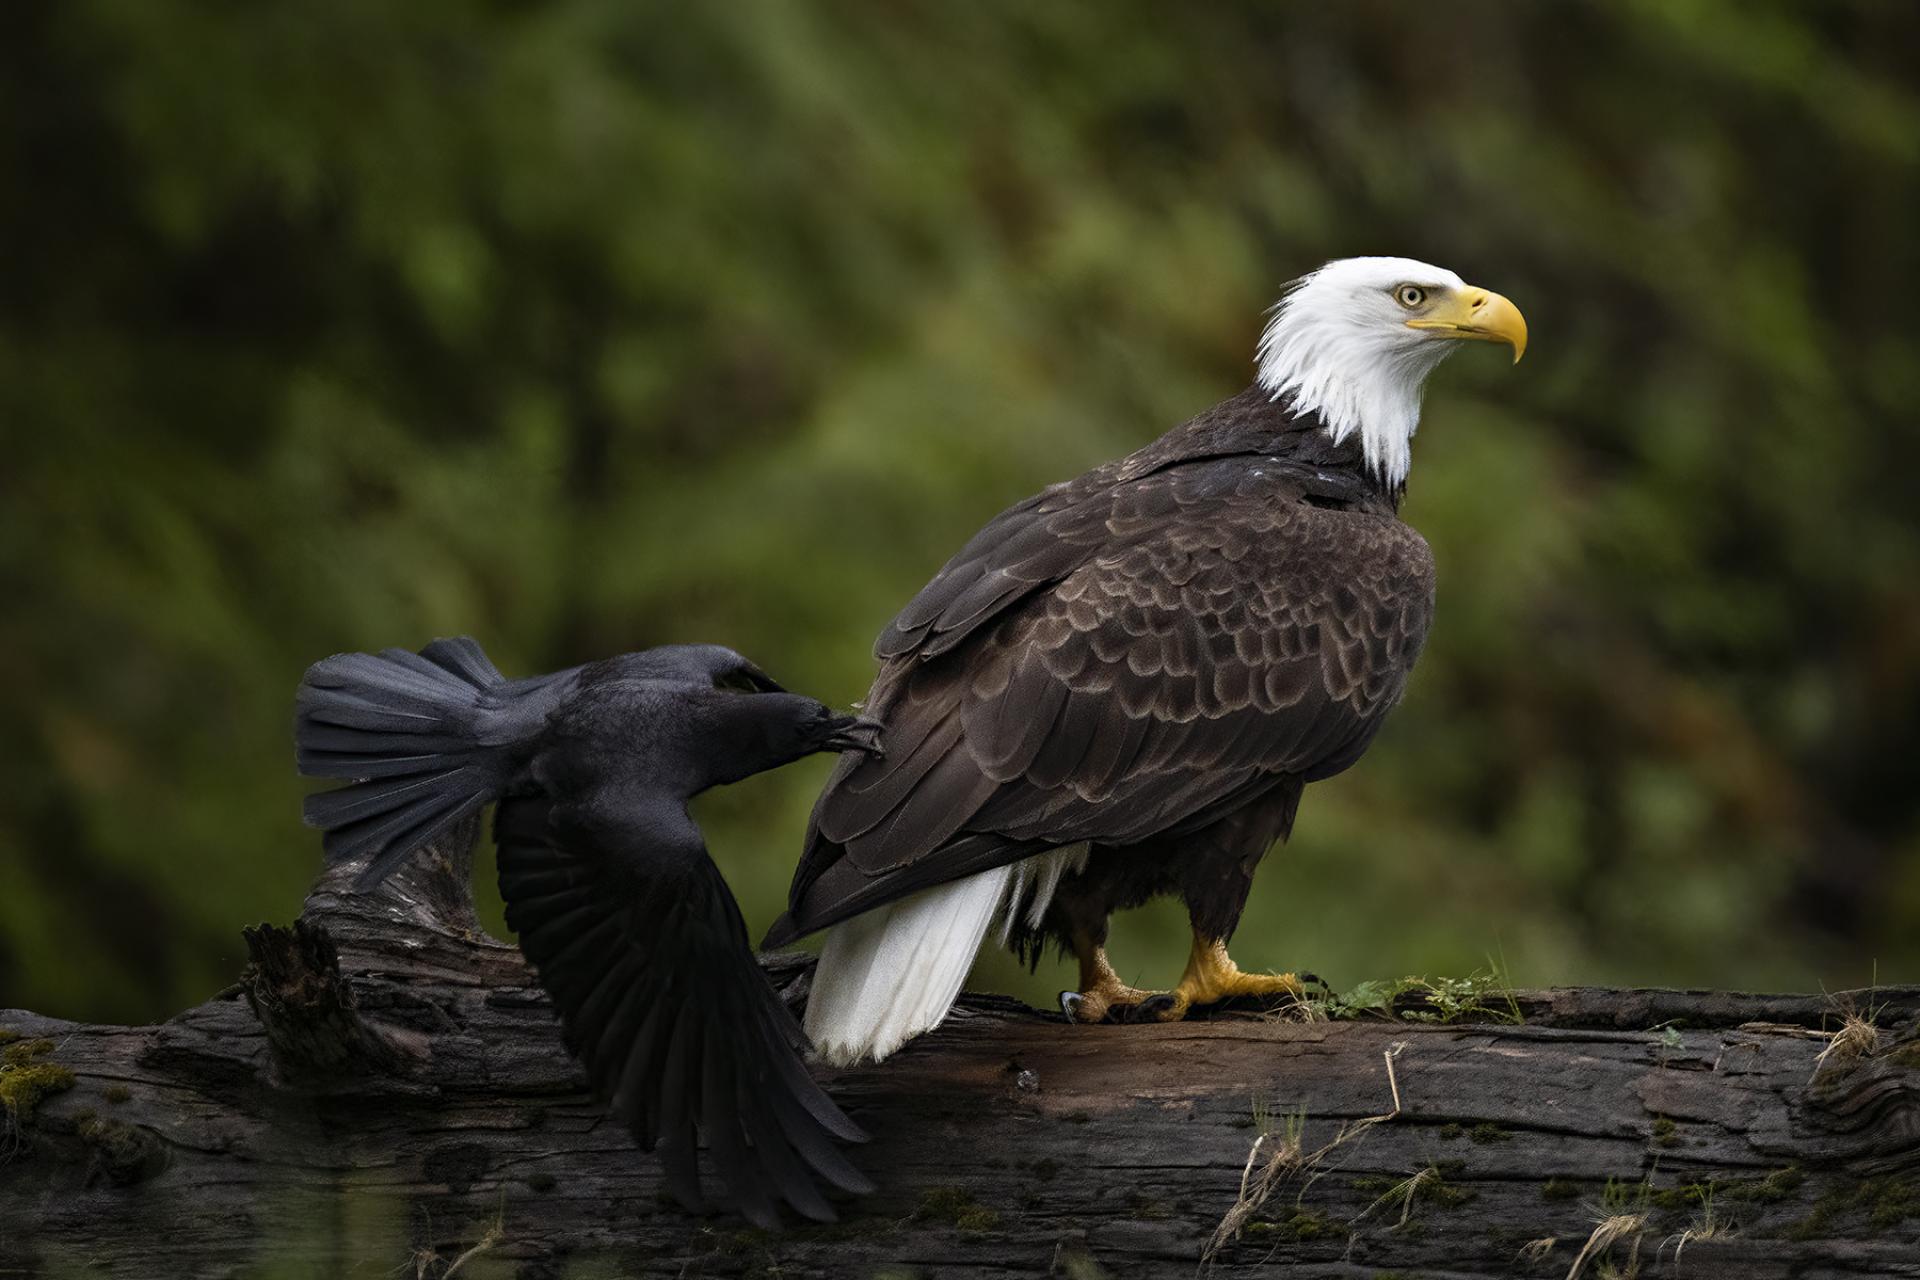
[1059,930,1154,1024]
[1130,931,1304,1023]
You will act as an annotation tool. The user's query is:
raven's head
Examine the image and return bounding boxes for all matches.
[688,689,884,790]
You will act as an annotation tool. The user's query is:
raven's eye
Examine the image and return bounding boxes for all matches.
[1395,285,1426,308]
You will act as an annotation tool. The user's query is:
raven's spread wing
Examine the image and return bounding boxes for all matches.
[495,795,870,1228]
[775,456,1433,940]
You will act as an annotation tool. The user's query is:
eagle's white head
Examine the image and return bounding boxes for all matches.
[1255,256,1527,489]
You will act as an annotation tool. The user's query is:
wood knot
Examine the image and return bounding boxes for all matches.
[242,918,426,1088]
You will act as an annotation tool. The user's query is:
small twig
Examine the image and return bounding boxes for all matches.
[440,1219,504,1279]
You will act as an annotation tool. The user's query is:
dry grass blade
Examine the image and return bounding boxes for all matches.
[440,1217,505,1279]
[1565,1213,1645,1280]
[1811,1010,1882,1080]
[1664,1188,1731,1265]
[1201,1042,1407,1264]
[1350,1164,1435,1230]
[1518,1236,1557,1263]
[407,1208,506,1280]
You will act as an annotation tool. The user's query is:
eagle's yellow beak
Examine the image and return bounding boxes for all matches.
[1406,286,1528,363]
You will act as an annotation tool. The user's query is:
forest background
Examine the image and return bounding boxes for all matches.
[4,2,1917,1023]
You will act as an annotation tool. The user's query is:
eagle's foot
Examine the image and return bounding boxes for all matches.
[1059,977,1154,1024]
[1061,937,1153,1024]
[1126,937,1308,1023]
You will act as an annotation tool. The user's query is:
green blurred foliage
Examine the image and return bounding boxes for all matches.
[2,1,1916,1023]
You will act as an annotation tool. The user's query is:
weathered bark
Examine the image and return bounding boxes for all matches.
[3,843,1918,1280]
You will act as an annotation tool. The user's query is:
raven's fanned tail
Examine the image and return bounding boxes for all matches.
[296,638,511,888]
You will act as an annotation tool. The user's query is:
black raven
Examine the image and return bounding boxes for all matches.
[294,636,881,1227]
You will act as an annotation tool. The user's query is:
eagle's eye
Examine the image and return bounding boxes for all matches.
[1394,285,1427,309]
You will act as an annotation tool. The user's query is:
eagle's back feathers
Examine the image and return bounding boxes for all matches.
[774,388,1434,952]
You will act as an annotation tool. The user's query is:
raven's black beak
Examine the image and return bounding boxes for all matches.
[822,715,886,758]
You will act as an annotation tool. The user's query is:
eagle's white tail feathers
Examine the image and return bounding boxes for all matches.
[806,865,1013,1067]
[998,843,1089,945]
[805,846,1090,1067]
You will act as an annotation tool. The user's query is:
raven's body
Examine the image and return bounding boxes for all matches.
[296,639,878,1227]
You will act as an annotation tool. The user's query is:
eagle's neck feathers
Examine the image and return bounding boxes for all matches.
[1253,282,1457,492]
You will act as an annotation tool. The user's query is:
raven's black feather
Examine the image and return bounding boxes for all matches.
[294,636,876,1226]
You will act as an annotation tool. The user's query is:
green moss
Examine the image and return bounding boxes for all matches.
[1245,1210,1347,1242]
[2,1039,57,1068]
[0,1030,19,1045]
[1647,1181,1711,1211]
[103,1084,132,1105]
[74,1113,168,1185]
[1786,1176,1918,1240]
[1651,1116,1678,1147]
[0,1038,76,1126]
[915,1187,1000,1233]
[1720,1166,1802,1204]
[1542,1179,1581,1201]
[1435,1122,1462,1141]
[1468,1122,1510,1145]
[1601,1176,1648,1212]
[1420,1179,1475,1209]
[1886,1041,1920,1068]
[527,1171,556,1192]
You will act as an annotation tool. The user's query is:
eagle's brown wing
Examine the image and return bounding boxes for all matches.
[767,455,1433,944]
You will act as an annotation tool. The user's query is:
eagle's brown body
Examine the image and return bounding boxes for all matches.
[767,385,1435,984]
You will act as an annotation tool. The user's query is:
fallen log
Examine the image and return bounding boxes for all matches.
[3,840,1917,1279]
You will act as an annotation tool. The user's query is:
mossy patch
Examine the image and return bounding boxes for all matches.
[914,1187,1000,1233]
[1468,1122,1510,1145]
[2,1040,57,1068]
[1720,1166,1803,1204]
[1785,1175,1918,1240]
[1639,1167,1800,1218]
[1301,968,1523,1025]
[103,1084,132,1105]
[1651,1116,1678,1147]
[1244,1209,1347,1242]
[1600,1176,1648,1213]
[1435,1122,1462,1141]
[0,1039,76,1127]
[74,1113,169,1185]
[0,1030,20,1045]
[1542,1178,1581,1201]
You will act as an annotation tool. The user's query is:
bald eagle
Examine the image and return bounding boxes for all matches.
[766,257,1528,1065]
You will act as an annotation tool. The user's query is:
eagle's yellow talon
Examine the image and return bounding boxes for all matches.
[1061,935,1154,1023]
[1065,933,1304,1026]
